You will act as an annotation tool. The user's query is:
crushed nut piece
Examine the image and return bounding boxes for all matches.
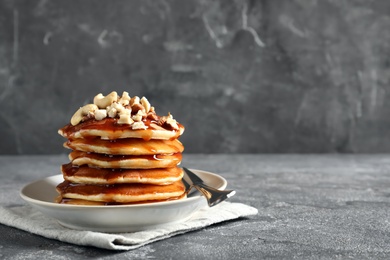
[107,106,117,118]
[132,110,144,122]
[157,116,167,126]
[166,116,179,130]
[111,102,124,112]
[140,97,151,113]
[131,103,145,114]
[132,121,147,130]
[149,122,166,131]
[94,109,107,121]
[157,113,179,129]
[130,96,140,106]
[118,109,133,125]
[119,91,131,106]
[147,112,158,121]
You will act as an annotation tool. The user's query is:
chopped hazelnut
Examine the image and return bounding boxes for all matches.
[130,96,140,106]
[166,117,179,130]
[132,110,144,122]
[131,103,145,114]
[158,113,179,129]
[147,112,158,121]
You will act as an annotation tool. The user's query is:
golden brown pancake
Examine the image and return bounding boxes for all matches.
[56,180,186,203]
[56,194,187,205]
[69,151,182,169]
[61,163,184,185]
[64,138,184,155]
[58,118,185,141]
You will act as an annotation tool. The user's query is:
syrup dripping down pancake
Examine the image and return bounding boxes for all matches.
[62,163,184,185]
[64,138,184,155]
[58,118,185,141]
[69,151,182,169]
[56,180,186,203]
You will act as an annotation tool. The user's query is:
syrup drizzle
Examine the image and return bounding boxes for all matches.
[61,163,183,183]
[60,118,184,141]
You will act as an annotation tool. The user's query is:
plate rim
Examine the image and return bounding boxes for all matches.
[20,168,227,209]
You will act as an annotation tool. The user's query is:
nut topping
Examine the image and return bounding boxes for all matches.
[69,92,180,130]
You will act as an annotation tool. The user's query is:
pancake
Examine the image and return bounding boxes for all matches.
[58,118,185,141]
[69,151,182,169]
[56,180,186,203]
[64,138,184,155]
[56,193,187,205]
[61,163,184,185]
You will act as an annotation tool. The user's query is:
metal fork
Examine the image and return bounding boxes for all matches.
[182,167,236,207]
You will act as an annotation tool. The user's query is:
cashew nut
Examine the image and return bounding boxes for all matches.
[70,104,98,126]
[93,91,118,109]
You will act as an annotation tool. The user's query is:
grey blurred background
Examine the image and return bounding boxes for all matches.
[1,0,390,155]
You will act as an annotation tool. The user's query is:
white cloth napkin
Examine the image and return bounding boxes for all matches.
[0,202,257,250]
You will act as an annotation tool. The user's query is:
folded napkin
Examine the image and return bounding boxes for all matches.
[0,202,257,250]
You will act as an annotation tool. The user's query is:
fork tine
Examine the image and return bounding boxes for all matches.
[194,183,236,207]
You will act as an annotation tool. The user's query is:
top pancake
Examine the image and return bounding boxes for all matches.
[58,118,185,141]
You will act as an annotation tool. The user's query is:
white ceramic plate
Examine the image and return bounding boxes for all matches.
[20,169,227,233]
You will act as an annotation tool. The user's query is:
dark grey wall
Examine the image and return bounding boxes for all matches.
[1,0,390,154]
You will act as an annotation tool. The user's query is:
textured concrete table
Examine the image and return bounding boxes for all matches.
[1,154,390,259]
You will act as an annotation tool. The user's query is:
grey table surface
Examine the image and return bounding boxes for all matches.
[1,154,390,259]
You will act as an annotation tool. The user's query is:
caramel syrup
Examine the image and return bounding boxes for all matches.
[57,193,186,205]
[60,118,184,141]
[65,138,184,154]
[61,163,182,183]
[56,180,185,197]
[69,151,182,162]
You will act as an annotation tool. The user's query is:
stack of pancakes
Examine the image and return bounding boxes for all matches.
[57,91,186,205]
